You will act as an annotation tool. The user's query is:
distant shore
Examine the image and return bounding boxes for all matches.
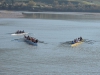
[0,10,100,18]
[0,10,24,18]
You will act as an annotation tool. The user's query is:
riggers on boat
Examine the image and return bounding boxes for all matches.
[71,37,83,47]
[24,35,38,46]
[11,30,28,35]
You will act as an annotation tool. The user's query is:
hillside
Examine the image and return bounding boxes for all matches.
[33,0,100,5]
[0,0,100,12]
[68,0,100,5]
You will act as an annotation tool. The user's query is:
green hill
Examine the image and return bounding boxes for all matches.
[68,0,100,5]
[1,0,100,12]
[34,0,100,6]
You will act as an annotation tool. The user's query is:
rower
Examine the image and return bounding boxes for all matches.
[35,39,38,43]
[16,30,19,33]
[74,39,76,43]
[23,30,24,33]
[72,41,74,44]
[78,38,80,41]
[27,36,30,40]
[19,30,21,33]
[80,37,82,41]
[76,38,78,43]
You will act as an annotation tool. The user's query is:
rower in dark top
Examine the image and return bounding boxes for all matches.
[80,37,82,41]
[35,39,38,43]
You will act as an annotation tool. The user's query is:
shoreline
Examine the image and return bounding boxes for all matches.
[0,10,24,18]
[0,10,100,18]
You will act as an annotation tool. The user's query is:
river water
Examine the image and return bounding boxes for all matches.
[0,12,100,75]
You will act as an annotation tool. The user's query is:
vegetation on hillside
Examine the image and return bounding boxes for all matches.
[0,0,100,12]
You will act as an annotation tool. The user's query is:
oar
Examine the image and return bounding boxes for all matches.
[38,40,48,44]
[83,39,95,44]
[61,41,72,44]
[7,33,14,34]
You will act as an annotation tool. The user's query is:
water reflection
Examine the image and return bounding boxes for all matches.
[22,12,100,20]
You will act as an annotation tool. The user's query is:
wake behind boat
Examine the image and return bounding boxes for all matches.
[71,37,83,47]
[24,35,38,46]
[11,30,28,35]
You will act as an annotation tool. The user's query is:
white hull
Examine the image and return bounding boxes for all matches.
[11,33,28,35]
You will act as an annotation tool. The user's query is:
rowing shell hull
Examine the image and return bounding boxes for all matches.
[24,38,37,46]
[11,33,28,35]
[71,41,83,47]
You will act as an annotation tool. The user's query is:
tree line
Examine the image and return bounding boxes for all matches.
[0,0,100,12]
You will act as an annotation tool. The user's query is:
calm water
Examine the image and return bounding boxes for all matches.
[0,12,100,75]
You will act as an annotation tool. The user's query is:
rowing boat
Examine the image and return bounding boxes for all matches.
[24,35,38,46]
[24,38,37,46]
[11,32,28,36]
[71,40,83,47]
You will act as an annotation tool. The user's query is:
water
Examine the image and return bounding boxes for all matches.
[0,12,100,75]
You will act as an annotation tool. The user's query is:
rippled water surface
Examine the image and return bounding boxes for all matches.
[0,12,100,75]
